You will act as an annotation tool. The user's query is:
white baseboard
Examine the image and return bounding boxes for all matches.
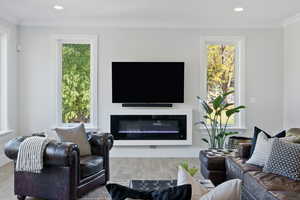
[110,147,202,158]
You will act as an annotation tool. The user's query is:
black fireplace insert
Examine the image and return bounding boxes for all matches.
[110,115,187,140]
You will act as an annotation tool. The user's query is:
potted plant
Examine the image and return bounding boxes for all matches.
[196,91,245,149]
[180,161,198,177]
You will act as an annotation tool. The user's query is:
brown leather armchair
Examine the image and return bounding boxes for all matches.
[4,133,113,200]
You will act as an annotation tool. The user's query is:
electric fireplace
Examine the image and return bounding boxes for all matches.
[110,115,187,141]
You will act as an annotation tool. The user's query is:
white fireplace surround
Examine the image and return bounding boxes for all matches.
[109,108,192,146]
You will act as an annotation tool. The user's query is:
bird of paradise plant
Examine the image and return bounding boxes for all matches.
[196,91,246,149]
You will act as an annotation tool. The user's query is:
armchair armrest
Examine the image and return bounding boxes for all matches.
[238,143,252,159]
[88,133,113,182]
[4,136,80,167]
[88,133,114,156]
[4,136,29,160]
[44,141,79,167]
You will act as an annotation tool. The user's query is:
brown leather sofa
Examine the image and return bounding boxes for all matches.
[4,132,113,200]
[226,143,300,200]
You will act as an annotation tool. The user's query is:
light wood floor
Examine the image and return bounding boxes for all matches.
[0,158,200,200]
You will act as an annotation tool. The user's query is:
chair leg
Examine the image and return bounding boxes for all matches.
[17,195,26,200]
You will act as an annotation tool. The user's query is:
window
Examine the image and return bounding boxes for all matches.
[0,31,8,132]
[200,37,245,128]
[55,35,98,128]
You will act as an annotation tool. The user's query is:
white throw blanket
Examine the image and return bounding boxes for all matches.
[16,136,50,173]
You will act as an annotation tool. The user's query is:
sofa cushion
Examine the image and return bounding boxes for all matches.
[250,127,286,156]
[268,191,300,200]
[263,138,300,181]
[55,123,91,156]
[200,179,242,200]
[226,157,262,181]
[247,132,275,166]
[243,170,300,200]
[80,156,103,179]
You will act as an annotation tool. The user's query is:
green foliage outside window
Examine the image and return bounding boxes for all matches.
[62,44,91,123]
[207,44,236,125]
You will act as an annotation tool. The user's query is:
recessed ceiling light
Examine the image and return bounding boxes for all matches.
[234,7,244,12]
[53,5,64,10]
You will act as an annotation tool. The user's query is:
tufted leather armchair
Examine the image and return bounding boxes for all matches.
[4,132,113,200]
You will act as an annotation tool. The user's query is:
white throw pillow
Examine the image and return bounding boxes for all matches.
[199,179,241,200]
[246,131,275,166]
[177,165,209,200]
[46,130,60,141]
[55,123,91,156]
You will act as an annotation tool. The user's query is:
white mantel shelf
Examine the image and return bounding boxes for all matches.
[109,108,193,146]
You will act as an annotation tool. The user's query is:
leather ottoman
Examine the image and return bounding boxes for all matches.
[199,150,226,185]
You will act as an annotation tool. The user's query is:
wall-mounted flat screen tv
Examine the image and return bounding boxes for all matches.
[112,62,184,103]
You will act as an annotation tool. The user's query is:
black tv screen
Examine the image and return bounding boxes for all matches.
[112,62,184,103]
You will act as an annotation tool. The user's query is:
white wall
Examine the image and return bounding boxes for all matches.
[0,19,19,166]
[18,26,284,157]
[283,21,300,128]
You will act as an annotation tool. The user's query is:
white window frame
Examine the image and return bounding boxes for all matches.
[53,35,98,129]
[0,29,8,133]
[200,36,246,130]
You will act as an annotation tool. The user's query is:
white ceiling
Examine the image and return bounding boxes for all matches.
[0,0,300,28]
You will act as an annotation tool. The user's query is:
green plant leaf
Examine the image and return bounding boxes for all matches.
[212,95,223,110]
[224,132,238,136]
[222,90,234,98]
[235,105,246,109]
[216,133,224,139]
[202,138,209,143]
[215,109,223,116]
[213,91,234,112]
[225,109,239,117]
[194,121,206,126]
[199,98,213,114]
[180,161,189,171]
[225,105,246,117]
[188,168,198,177]
[180,161,198,177]
[222,103,234,109]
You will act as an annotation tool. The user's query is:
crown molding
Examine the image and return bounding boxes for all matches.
[282,13,300,27]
